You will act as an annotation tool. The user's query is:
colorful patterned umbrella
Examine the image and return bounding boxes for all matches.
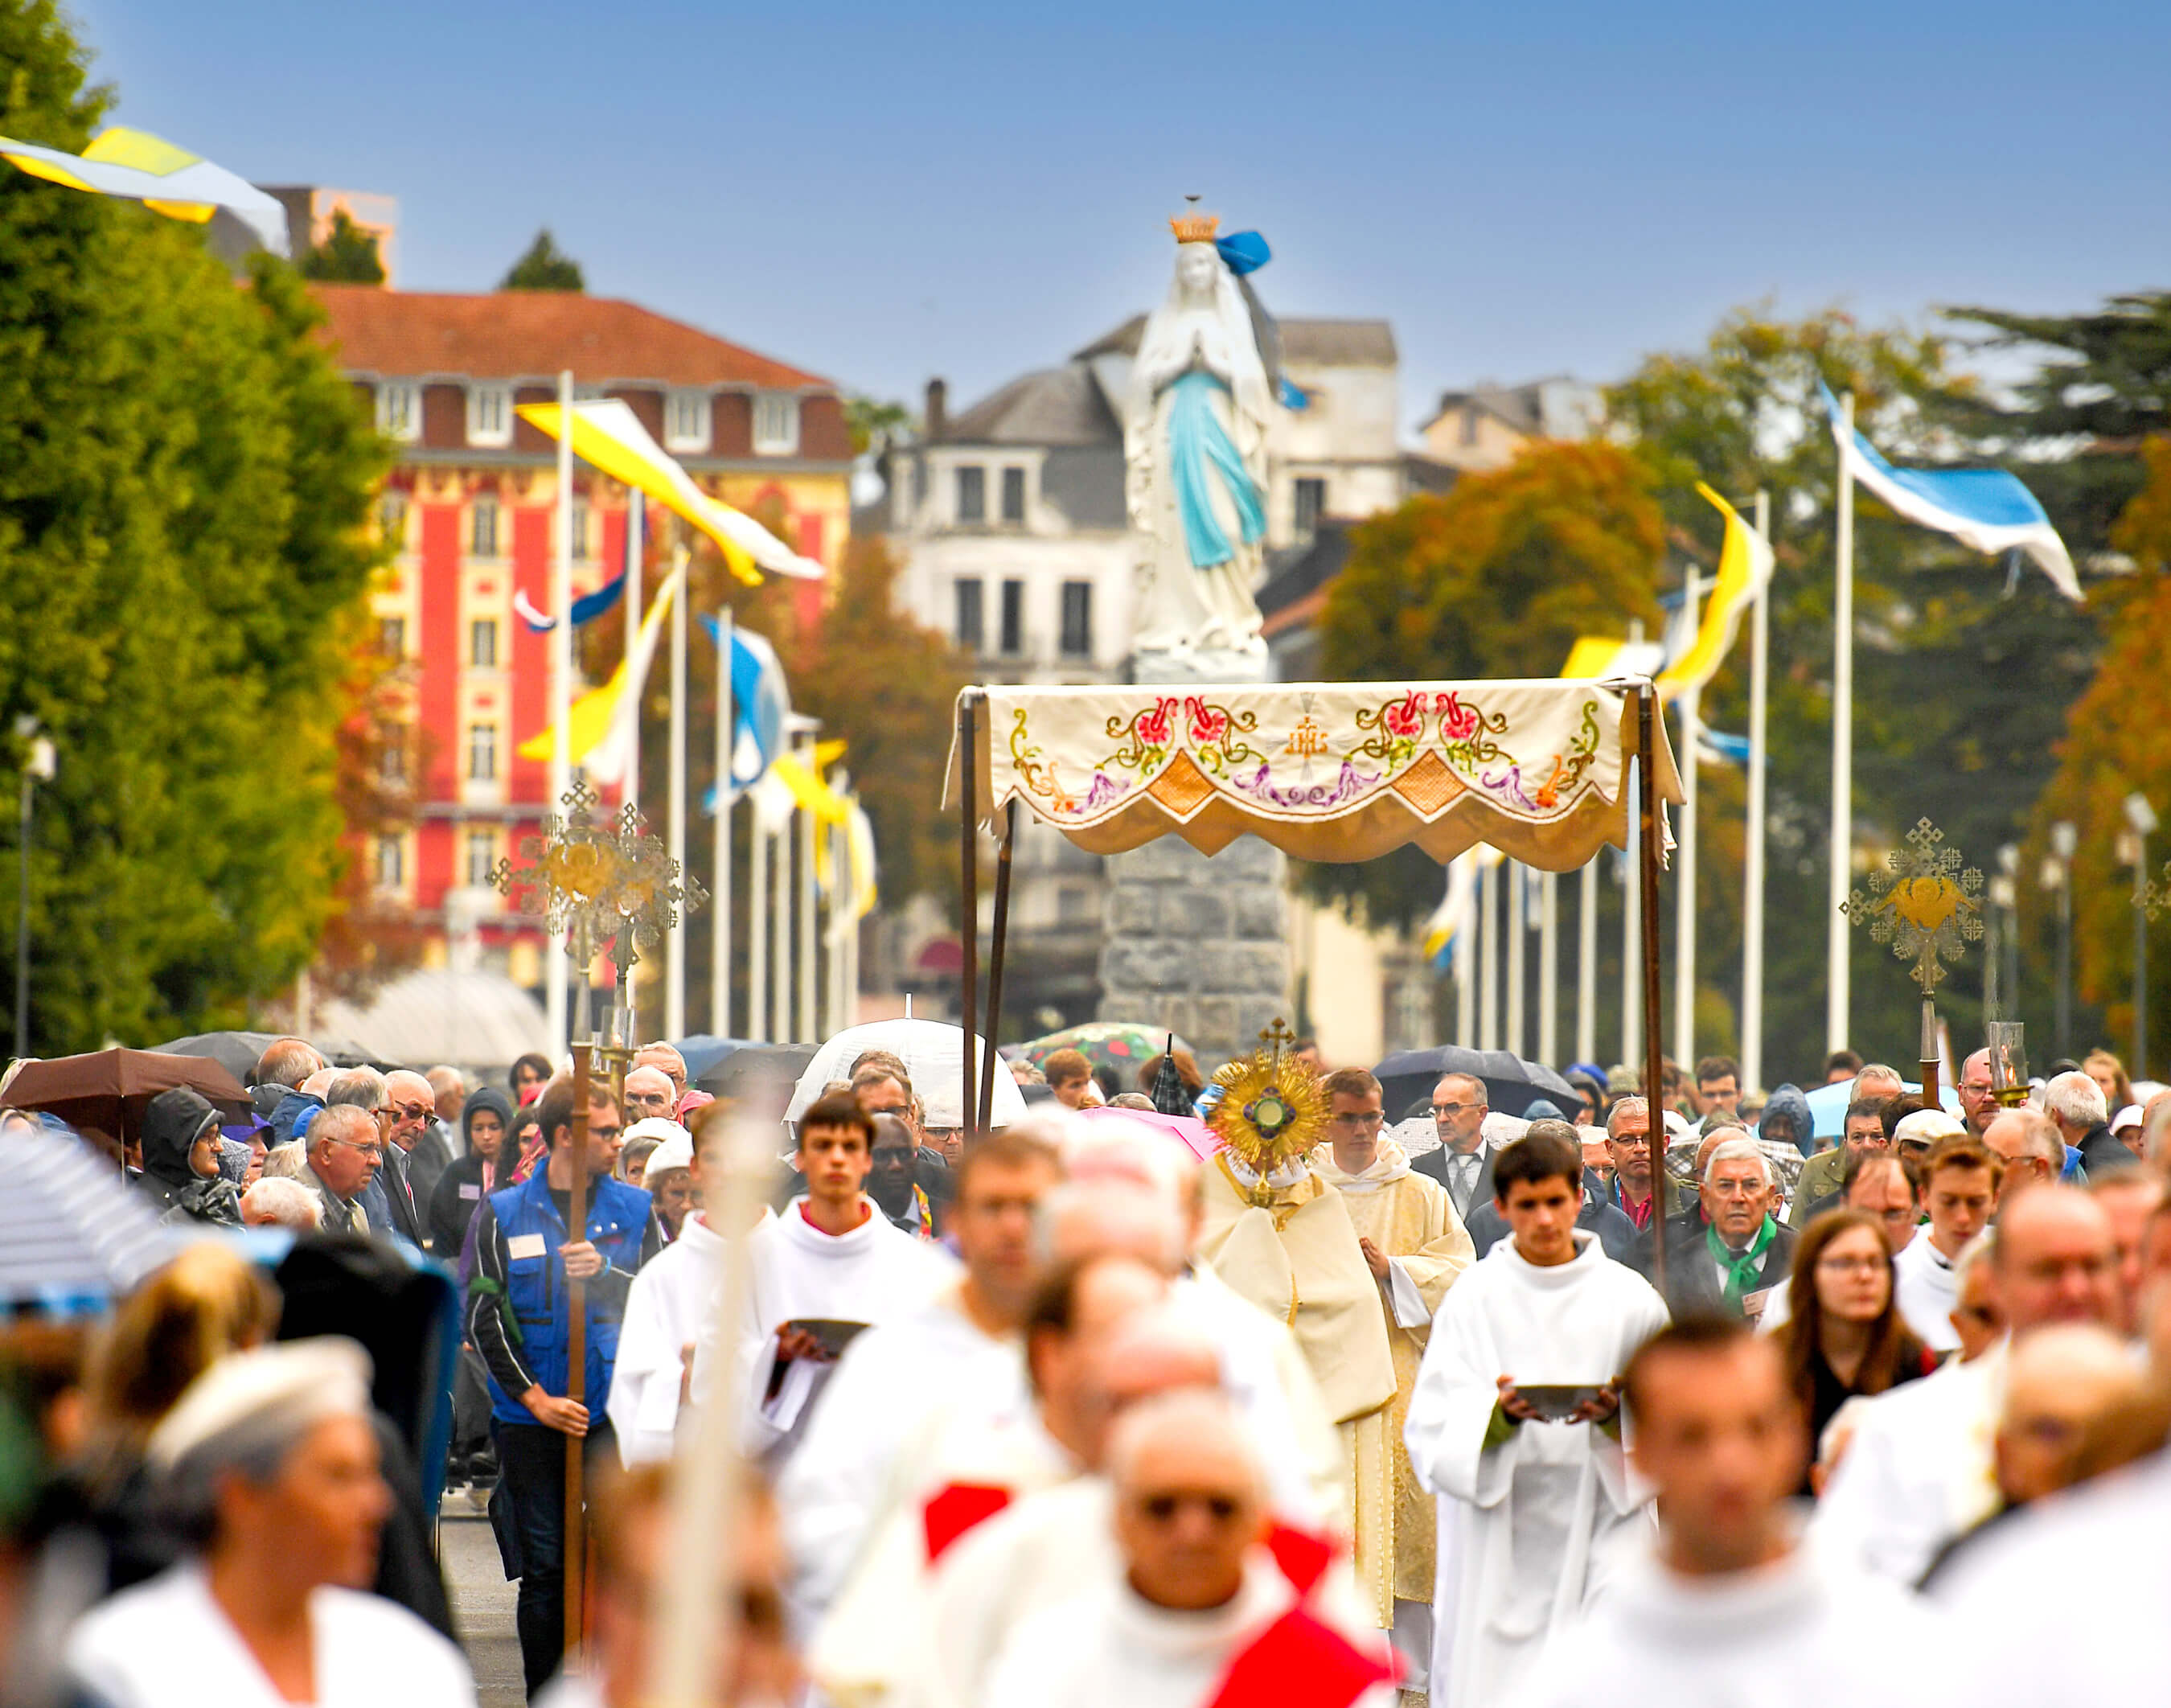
[1016,1022,1192,1078]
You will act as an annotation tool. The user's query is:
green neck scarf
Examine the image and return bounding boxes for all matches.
[1705,1214,1776,1310]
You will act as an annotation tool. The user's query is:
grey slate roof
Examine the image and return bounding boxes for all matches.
[941,363,1121,446]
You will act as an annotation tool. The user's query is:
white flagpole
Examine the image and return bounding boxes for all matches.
[1742,490,1771,1092]
[712,608,733,1038]
[1538,869,1559,1066]
[772,817,790,1044]
[1477,862,1498,1053]
[1674,684,1701,1067]
[797,729,818,1044]
[748,804,768,1043]
[1828,394,1856,1053]
[666,541,689,1040]
[545,367,573,1049]
[1575,861,1598,1065]
[1506,862,1527,1058]
[623,492,644,1035]
[1455,862,1477,1050]
[1623,755,1643,1069]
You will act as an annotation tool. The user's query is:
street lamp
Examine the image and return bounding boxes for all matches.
[14,719,54,1060]
[2128,792,2161,1078]
[2048,820,2078,1061]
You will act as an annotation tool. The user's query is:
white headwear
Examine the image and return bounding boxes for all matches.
[642,1131,696,1178]
[624,1117,691,1151]
[148,1338,373,1472]
[1893,1109,1965,1146]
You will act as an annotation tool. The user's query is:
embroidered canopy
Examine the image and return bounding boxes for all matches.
[947,680,1683,869]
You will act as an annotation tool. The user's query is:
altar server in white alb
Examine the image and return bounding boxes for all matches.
[1402,1123,1668,1708]
[607,1116,772,1466]
[1528,1319,1935,1708]
[705,1093,957,1470]
[67,1339,475,1708]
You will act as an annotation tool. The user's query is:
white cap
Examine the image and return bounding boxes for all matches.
[148,1339,373,1472]
[1892,1109,1965,1146]
[624,1117,691,1150]
[642,1131,695,1177]
[2111,1102,2146,1135]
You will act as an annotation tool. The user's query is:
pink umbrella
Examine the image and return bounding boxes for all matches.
[1074,1102,1222,1164]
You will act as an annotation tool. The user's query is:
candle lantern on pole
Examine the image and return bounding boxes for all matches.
[491,777,704,1661]
[1842,817,1984,1111]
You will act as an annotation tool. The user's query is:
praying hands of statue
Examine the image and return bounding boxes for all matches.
[1358,1237,1393,1283]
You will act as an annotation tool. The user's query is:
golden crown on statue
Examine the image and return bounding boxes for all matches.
[1169,208,1221,244]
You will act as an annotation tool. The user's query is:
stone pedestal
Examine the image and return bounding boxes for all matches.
[1096,643,1291,1067]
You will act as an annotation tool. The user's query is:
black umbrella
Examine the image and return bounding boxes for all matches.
[1374,1045,1579,1123]
[151,1030,282,1085]
[1149,1035,1192,1116]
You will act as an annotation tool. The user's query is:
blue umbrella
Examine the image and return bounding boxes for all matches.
[1802,1078,1961,1143]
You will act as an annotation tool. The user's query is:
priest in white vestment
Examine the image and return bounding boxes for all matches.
[608,1126,773,1467]
[1812,1184,2122,1583]
[694,1095,957,1472]
[982,1390,1396,1708]
[1196,1144,1399,1627]
[779,1131,1061,1619]
[1403,1125,1668,1708]
[1310,1067,1475,1692]
[1529,1320,1935,1708]
[67,1341,474,1708]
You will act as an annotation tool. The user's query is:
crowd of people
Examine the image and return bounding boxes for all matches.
[5,1025,2171,1708]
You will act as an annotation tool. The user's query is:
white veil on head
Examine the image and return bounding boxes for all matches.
[1126,239,1274,455]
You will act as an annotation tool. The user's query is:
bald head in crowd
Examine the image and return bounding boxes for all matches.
[1107,1390,1270,1613]
[1992,1185,2121,1337]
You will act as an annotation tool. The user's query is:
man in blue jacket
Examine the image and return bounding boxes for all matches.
[468,1073,660,1694]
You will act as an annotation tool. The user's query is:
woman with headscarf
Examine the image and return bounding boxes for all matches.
[425,1089,513,1262]
[133,1089,244,1229]
[66,1340,474,1708]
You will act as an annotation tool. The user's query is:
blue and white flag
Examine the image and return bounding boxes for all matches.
[698,618,790,805]
[1822,383,2081,601]
[1422,852,1478,975]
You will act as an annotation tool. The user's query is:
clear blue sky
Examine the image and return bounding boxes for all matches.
[67,0,2171,429]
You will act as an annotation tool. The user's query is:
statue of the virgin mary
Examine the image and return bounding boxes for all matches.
[1126,210,1277,664]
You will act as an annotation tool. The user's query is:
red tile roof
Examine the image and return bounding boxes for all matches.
[311,285,834,392]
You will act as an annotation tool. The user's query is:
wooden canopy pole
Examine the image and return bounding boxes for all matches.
[958,695,980,1143]
[978,799,1017,1133]
[1638,688,1668,1303]
[562,1039,593,1661]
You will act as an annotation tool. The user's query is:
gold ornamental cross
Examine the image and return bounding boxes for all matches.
[1842,817,1984,999]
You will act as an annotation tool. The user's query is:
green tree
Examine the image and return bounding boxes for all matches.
[0,0,388,1049]
[299,208,384,285]
[1607,306,2098,1081]
[499,228,585,293]
[1943,293,2171,560]
[1304,441,1666,930]
[844,396,914,457]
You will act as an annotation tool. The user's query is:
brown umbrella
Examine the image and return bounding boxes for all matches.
[4,1047,252,1146]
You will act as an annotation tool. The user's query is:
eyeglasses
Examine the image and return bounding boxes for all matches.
[1609,1134,1651,1150]
[1706,1179,1767,1198]
[388,1102,433,1123]
[1816,1254,1886,1275]
[1431,1102,1474,1118]
[589,1124,623,1144]
[327,1137,384,1160]
[1331,1111,1384,1128]
[1136,1490,1246,1525]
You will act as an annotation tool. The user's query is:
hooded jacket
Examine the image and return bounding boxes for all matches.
[1759,1083,1815,1158]
[427,1087,515,1258]
[134,1088,242,1227]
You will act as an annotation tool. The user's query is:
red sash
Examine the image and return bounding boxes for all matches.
[921,1481,1013,1563]
[1205,1607,1397,1708]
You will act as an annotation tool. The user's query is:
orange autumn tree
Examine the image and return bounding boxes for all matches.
[2026,437,2171,1052]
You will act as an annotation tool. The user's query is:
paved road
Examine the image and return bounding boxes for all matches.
[442,1504,525,1708]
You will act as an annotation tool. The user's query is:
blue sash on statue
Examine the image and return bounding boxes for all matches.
[1169,369,1266,570]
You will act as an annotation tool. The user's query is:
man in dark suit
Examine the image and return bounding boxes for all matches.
[1414,1072,1494,1220]
[1647,1135,1796,1321]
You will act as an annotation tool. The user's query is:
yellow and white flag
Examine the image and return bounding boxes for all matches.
[1654,484,1775,701]
[516,566,679,783]
[0,127,288,254]
[516,398,824,585]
